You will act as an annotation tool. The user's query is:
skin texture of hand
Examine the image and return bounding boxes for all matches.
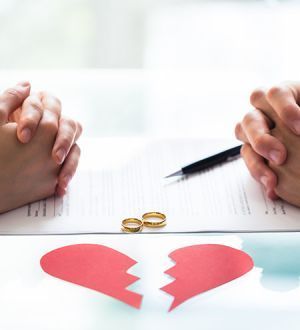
[267,111,300,206]
[0,82,82,196]
[0,119,60,214]
[235,82,300,206]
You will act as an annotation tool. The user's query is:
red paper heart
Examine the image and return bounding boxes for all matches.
[160,244,254,311]
[40,244,143,309]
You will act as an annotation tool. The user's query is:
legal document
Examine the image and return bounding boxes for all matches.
[1,138,300,234]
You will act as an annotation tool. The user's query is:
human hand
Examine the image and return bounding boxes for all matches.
[0,81,82,196]
[235,83,300,206]
[0,119,59,213]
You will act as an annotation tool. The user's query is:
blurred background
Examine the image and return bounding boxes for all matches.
[0,0,299,138]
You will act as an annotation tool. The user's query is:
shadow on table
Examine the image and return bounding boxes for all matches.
[241,234,300,291]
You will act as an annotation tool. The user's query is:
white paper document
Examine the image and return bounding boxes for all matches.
[1,138,300,234]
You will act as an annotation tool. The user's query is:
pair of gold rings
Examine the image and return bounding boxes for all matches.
[121,212,167,233]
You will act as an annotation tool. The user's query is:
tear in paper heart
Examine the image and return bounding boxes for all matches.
[40,244,143,309]
[160,244,254,311]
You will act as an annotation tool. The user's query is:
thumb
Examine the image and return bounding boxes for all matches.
[0,81,31,125]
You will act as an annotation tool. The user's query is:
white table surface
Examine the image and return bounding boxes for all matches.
[0,70,299,329]
[0,233,300,330]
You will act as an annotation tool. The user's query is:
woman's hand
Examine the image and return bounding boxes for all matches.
[0,120,59,213]
[0,81,82,196]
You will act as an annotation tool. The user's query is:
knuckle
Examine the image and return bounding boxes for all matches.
[241,145,260,175]
[240,144,247,157]
[69,145,81,165]
[74,144,81,156]
[29,100,43,115]
[65,118,76,131]
[39,90,51,100]
[5,87,23,101]
[274,179,287,196]
[40,118,58,135]
[59,135,73,148]
[252,135,266,151]
[68,159,77,170]
[267,85,282,99]
[54,96,62,108]
[242,112,255,127]
[39,90,48,97]
[20,115,38,128]
[68,159,78,172]
[249,159,259,172]
[43,91,62,108]
[248,158,263,178]
[77,121,83,133]
[250,88,265,105]
[61,166,74,180]
[234,123,242,139]
[280,103,297,121]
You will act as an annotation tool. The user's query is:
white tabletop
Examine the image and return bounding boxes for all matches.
[0,70,299,329]
[0,233,300,330]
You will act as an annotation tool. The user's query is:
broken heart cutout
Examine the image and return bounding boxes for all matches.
[161,244,254,311]
[40,243,253,311]
[40,244,143,309]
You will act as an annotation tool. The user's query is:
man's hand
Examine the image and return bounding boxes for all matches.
[235,82,300,206]
[0,81,82,196]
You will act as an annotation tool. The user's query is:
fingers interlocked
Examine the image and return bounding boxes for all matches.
[235,86,292,199]
[0,82,82,197]
[0,81,31,125]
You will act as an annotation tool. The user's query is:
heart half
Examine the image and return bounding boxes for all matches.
[160,244,254,311]
[40,244,143,309]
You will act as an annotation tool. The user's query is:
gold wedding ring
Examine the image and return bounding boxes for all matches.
[142,212,167,228]
[121,218,143,233]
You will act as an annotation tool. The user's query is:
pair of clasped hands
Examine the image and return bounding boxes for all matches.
[236,81,300,207]
[0,81,82,214]
[2,80,300,215]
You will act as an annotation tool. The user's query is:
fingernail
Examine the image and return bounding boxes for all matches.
[293,120,300,135]
[20,128,31,143]
[63,175,72,187]
[56,149,66,164]
[269,150,281,164]
[260,176,268,188]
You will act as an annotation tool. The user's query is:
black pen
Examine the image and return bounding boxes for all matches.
[165,144,242,178]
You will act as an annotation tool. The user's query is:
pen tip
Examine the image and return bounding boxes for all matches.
[164,170,183,178]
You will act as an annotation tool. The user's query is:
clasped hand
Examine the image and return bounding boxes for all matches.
[236,82,300,206]
[0,81,82,213]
